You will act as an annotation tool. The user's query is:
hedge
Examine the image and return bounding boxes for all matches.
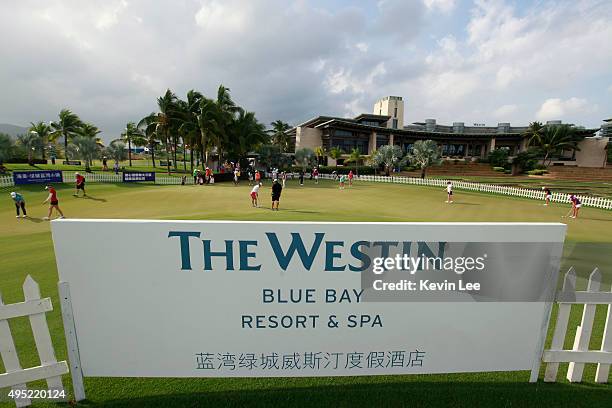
[7,158,48,164]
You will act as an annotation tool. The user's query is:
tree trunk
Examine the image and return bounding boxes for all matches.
[183,142,187,173]
[151,144,156,167]
[420,167,426,179]
[128,138,132,167]
[41,138,46,161]
[64,133,69,159]
[173,139,178,170]
[190,148,194,172]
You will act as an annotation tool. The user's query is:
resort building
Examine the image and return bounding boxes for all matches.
[288,96,607,167]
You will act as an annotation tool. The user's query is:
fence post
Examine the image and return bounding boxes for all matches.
[0,293,31,407]
[567,268,601,382]
[23,276,64,394]
[544,267,576,382]
[595,282,612,383]
[58,281,86,401]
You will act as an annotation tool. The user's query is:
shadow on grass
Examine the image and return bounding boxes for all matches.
[82,195,107,203]
[24,216,44,224]
[77,380,612,408]
[449,202,480,206]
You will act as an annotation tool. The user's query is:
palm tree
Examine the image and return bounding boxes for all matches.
[524,121,544,146]
[195,96,221,168]
[345,148,363,174]
[314,146,326,166]
[29,121,51,160]
[214,85,239,163]
[177,90,204,171]
[120,122,145,167]
[105,141,128,163]
[139,89,179,174]
[372,145,407,176]
[328,146,343,169]
[68,135,100,171]
[229,108,269,161]
[17,132,41,165]
[268,120,292,152]
[406,140,442,178]
[50,109,83,159]
[527,124,580,166]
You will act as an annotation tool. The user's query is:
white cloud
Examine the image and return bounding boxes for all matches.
[423,0,455,14]
[355,42,368,52]
[493,104,517,118]
[0,0,610,139]
[535,97,593,121]
[95,0,129,30]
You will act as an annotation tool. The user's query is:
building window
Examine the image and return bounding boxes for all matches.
[394,107,397,117]
[334,130,353,137]
[392,119,398,129]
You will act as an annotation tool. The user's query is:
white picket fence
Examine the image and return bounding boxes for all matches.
[542,267,612,383]
[0,276,69,407]
[0,175,12,188]
[3,171,612,209]
[340,174,612,210]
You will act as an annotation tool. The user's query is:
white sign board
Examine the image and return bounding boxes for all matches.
[51,221,566,377]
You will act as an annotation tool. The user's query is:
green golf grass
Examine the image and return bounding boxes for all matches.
[0,180,611,407]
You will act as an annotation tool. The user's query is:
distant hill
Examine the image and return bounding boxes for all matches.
[0,123,29,138]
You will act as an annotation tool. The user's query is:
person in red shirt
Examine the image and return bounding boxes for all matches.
[43,184,65,220]
[348,170,354,187]
[74,172,86,197]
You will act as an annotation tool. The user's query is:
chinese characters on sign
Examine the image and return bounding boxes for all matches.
[122,172,155,182]
[13,171,63,185]
[195,350,425,371]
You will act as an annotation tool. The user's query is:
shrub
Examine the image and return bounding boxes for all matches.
[527,169,548,176]
[493,166,505,172]
[487,148,509,167]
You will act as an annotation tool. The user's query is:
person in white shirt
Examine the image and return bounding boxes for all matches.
[250,182,262,207]
[446,181,454,203]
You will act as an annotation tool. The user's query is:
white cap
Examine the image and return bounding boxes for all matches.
[75,172,79,175]
[10,192,16,198]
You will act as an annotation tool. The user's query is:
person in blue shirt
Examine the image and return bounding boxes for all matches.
[10,192,27,218]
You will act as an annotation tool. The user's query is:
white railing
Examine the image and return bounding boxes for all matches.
[339,174,612,210]
[0,175,13,188]
[542,267,612,383]
[62,171,122,183]
[3,171,611,209]
[0,276,69,407]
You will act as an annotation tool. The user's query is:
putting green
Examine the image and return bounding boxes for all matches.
[1,180,611,407]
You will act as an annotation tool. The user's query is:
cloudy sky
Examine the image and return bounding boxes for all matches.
[1,0,611,142]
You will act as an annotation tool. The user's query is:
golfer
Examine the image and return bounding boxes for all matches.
[446,181,454,203]
[250,182,261,207]
[299,170,304,186]
[74,172,86,197]
[339,174,346,190]
[348,170,354,187]
[313,167,319,184]
[10,192,27,218]
[233,168,240,186]
[543,187,552,206]
[570,194,582,218]
[43,184,65,220]
[271,179,282,211]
